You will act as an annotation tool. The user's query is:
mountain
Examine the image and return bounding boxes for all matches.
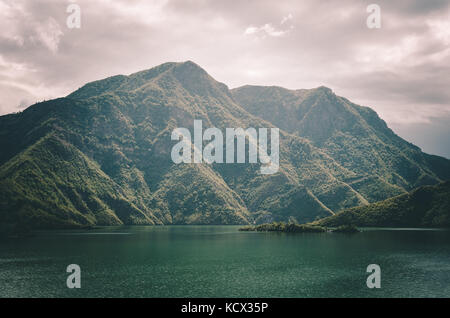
[312,181,450,228]
[232,85,450,198]
[0,61,449,229]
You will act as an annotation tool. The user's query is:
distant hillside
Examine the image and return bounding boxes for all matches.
[0,61,449,229]
[232,85,450,197]
[313,181,450,228]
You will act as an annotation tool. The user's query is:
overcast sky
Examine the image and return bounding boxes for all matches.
[1,0,449,157]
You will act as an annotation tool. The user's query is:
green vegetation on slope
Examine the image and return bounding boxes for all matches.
[232,85,450,198]
[313,181,450,228]
[0,61,449,229]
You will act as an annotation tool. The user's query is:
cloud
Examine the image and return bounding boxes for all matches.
[33,17,64,53]
[280,13,293,25]
[0,1,64,53]
[244,24,290,37]
[244,13,293,38]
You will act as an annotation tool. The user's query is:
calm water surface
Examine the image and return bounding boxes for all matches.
[0,226,449,297]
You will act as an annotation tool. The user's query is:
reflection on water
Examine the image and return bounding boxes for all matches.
[0,226,449,297]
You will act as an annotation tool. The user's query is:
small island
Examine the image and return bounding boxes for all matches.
[240,222,326,233]
[239,222,360,234]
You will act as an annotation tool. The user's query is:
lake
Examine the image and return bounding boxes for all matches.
[0,226,449,297]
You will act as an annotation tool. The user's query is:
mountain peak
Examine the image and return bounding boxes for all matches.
[177,60,202,68]
[68,61,214,100]
[130,60,205,76]
[126,60,214,88]
[315,86,332,93]
[172,60,209,76]
[167,61,231,97]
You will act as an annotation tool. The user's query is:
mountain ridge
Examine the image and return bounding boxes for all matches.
[1,61,449,229]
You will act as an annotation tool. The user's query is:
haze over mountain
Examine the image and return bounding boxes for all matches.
[1,61,449,229]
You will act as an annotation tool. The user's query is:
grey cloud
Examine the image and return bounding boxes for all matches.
[392,118,450,159]
[385,0,450,16]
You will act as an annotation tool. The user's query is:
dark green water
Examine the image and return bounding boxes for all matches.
[0,226,449,297]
